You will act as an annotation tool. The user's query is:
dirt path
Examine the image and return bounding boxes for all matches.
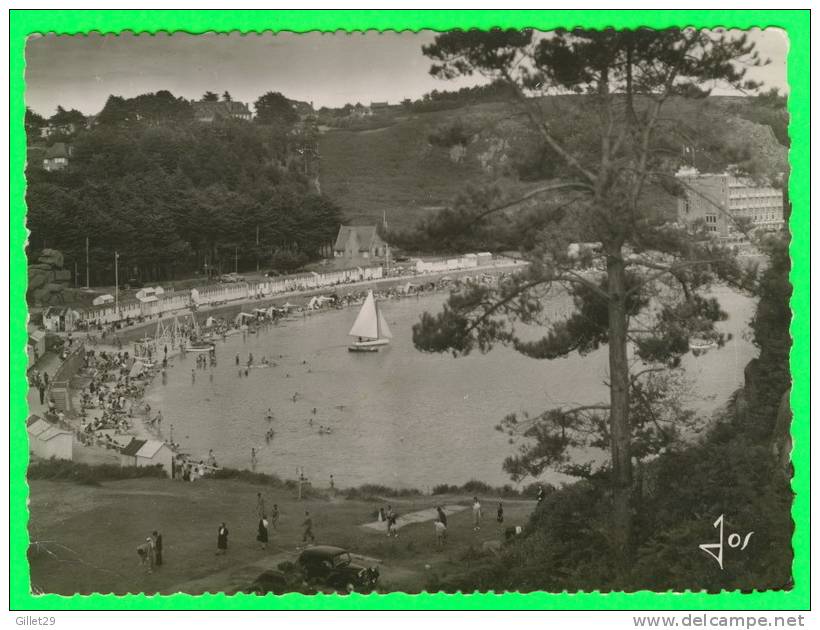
[361,504,466,532]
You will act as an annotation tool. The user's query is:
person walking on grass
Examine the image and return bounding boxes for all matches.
[472,497,482,531]
[216,522,229,555]
[497,502,504,524]
[256,492,266,519]
[270,504,280,530]
[137,536,154,573]
[257,514,269,550]
[435,519,447,549]
[436,505,448,528]
[152,530,163,566]
[386,505,398,538]
[302,511,315,545]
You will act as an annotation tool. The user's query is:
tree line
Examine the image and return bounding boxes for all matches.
[25,90,341,286]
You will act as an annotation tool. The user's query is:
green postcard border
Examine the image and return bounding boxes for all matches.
[9,9,810,611]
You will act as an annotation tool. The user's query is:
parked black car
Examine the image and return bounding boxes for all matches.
[298,545,380,592]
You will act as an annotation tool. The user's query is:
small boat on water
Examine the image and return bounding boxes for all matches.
[348,290,392,352]
[187,339,215,353]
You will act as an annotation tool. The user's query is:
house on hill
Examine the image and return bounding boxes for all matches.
[333,225,388,260]
[43,142,71,171]
[288,99,316,121]
[120,438,173,475]
[40,122,81,138]
[193,100,253,123]
[370,101,390,112]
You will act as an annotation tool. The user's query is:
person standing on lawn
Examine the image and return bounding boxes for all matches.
[216,522,229,555]
[435,519,447,549]
[302,511,315,545]
[257,515,269,550]
[137,536,154,573]
[152,530,163,566]
[270,504,279,530]
[472,497,482,531]
[436,505,448,528]
[256,492,266,519]
[386,505,398,538]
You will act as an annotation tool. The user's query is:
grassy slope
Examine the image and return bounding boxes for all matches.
[318,102,535,231]
[318,96,787,232]
[28,478,534,595]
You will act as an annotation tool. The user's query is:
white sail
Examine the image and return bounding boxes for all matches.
[349,291,379,339]
[376,307,393,339]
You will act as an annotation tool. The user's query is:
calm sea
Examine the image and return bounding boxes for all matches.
[145,287,756,490]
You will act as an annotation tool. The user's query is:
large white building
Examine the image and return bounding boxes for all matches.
[676,168,785,242]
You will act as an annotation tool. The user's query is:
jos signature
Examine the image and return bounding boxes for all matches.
[699,514,754,570]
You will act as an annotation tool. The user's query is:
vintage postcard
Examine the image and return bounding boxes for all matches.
[9,9,810,613]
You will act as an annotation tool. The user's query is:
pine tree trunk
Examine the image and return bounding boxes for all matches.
[607,252,633,575]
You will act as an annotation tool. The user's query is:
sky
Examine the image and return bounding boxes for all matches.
[25,29,790,117]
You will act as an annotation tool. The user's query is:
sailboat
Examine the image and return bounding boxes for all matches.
[348,290,393,352]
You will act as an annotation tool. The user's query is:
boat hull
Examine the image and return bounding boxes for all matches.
[187,344,214,353]
[349,338,390,353]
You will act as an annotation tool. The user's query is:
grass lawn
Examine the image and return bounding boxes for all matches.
[27,478,535,595]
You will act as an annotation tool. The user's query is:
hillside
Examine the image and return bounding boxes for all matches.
[317,101,542,230]
[318,96,789,231]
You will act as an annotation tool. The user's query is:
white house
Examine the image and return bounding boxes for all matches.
[120,438,173,475]
[27,416,74,460]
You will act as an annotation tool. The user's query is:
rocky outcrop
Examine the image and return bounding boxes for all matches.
[27,248,71,306]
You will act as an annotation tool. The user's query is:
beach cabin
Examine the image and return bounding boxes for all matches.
[477,252,493,266]
[462,253,479,268]
[27,415,73,461]
[120,438,173,475]
[28,329,46,367]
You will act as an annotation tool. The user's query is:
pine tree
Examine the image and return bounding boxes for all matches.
[413,28,770,573]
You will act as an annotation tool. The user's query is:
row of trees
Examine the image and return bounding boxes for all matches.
[408,28,788,579]
[27,89,305,136]
[26,91,341,286]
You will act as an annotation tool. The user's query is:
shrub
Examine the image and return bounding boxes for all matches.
[28,458,166,486]
[461,479,493,495]
[343,484,422,499]
[431,484,459,495]
[209,466,285,487]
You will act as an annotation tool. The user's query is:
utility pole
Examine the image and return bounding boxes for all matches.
[234,246,238,274]
[114,251,119,314]
[383,210,391,272]
[85,236,89,288]
[256,225,260,272]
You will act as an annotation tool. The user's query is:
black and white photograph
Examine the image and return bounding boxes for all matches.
[22,27,794,596]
